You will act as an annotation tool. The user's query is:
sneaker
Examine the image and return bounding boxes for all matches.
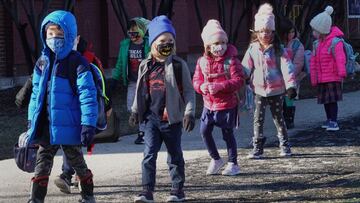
[166,189,185,202]
[221,162,240,176]
[54,174,72,194]
[326,121,339,131]
[134,191,154,203]
[321,120,330,129]
[206,158,225,175]
[279,146,292,157]
[134,132,145,145]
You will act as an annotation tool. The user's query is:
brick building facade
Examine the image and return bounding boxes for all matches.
[0,0,359,80]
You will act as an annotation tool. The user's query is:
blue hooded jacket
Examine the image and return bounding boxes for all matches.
[27,10,98,145]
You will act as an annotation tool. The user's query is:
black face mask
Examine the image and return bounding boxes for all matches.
[157,43,174,57]
[128,31,140,40]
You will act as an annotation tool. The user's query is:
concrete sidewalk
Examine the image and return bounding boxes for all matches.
[0,91,359,203]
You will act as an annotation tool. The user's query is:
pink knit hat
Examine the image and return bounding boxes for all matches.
[201,19,228,45]
[254,3,275,31]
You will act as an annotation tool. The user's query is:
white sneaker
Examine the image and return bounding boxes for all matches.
[221,162,241,176]
[206,158,225,175]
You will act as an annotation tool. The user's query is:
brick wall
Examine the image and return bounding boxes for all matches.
[0,4,7,77]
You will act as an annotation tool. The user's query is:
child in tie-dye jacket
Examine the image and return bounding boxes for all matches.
[241,3,297,159]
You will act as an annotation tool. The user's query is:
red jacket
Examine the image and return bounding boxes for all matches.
[83,50,104,73]
[310,26,346,86]
[193,44,244,111]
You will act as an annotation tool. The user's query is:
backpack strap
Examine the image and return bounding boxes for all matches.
[312,40,319,56]
[90,63,110,104]
[67,52,84,95]
[172,58,183,97]
[199,56,208,82]
[329,37,343,56]
[223,58,232,76]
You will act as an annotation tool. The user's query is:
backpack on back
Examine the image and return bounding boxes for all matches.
[67,56,110,132]
[313,37,360,76]
[329,37,360,76]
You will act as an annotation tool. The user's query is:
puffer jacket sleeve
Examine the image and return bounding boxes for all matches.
[28,67,41,121]
[334,41,347,78]
[192,57,205,95]
[280,51,297,90]
[217,58,244,94]
[77,65,98,127]
[180,60,196,117]
[241,46,255,79]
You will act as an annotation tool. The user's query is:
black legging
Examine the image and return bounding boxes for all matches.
[324,102,338,122]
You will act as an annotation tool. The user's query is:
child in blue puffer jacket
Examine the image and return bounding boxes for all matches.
[25,10,97,203]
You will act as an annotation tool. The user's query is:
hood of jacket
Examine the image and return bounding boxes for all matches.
[40,10,77,60]
[324,26,344,41]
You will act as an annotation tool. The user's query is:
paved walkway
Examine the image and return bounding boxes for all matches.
[1,91,359,203]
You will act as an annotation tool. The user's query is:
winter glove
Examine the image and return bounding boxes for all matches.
[80,125,96,146]
[129,112,139,127]
[208,82,225,95]
[183,115,195,132]
[200,82,209,94]
[286,88,297,100]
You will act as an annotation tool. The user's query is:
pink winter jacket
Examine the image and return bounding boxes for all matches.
[192,44,244,111]
[241,42,297,97]
[310,26,346,86]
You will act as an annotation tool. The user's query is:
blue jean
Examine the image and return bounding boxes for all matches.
[200,107,238,165]
[62,147,83,178]
[142,113,185,191]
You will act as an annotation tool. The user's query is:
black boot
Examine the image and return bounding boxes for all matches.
[79,170,96,203]
[279,138,292,157]
[288,106,296,129]
[28,176,49,203]
[283,105,295,129]
[247,137,267,159]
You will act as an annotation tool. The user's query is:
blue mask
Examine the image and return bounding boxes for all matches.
[46,37,65,54]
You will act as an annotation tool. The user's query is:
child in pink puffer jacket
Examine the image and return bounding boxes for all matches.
[193,20,244,176]
[309,6,346,131]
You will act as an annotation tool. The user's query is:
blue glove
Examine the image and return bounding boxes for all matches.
[81,125,96,146]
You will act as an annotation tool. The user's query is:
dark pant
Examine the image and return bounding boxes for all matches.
[62,148,80,179]
[142,114,185,192]
[200,107,238,165]
[34,119,89,179]
[253,94,289,147]
[324,102,338,122]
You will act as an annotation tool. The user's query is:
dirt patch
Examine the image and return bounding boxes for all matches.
[91,115,360,203]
